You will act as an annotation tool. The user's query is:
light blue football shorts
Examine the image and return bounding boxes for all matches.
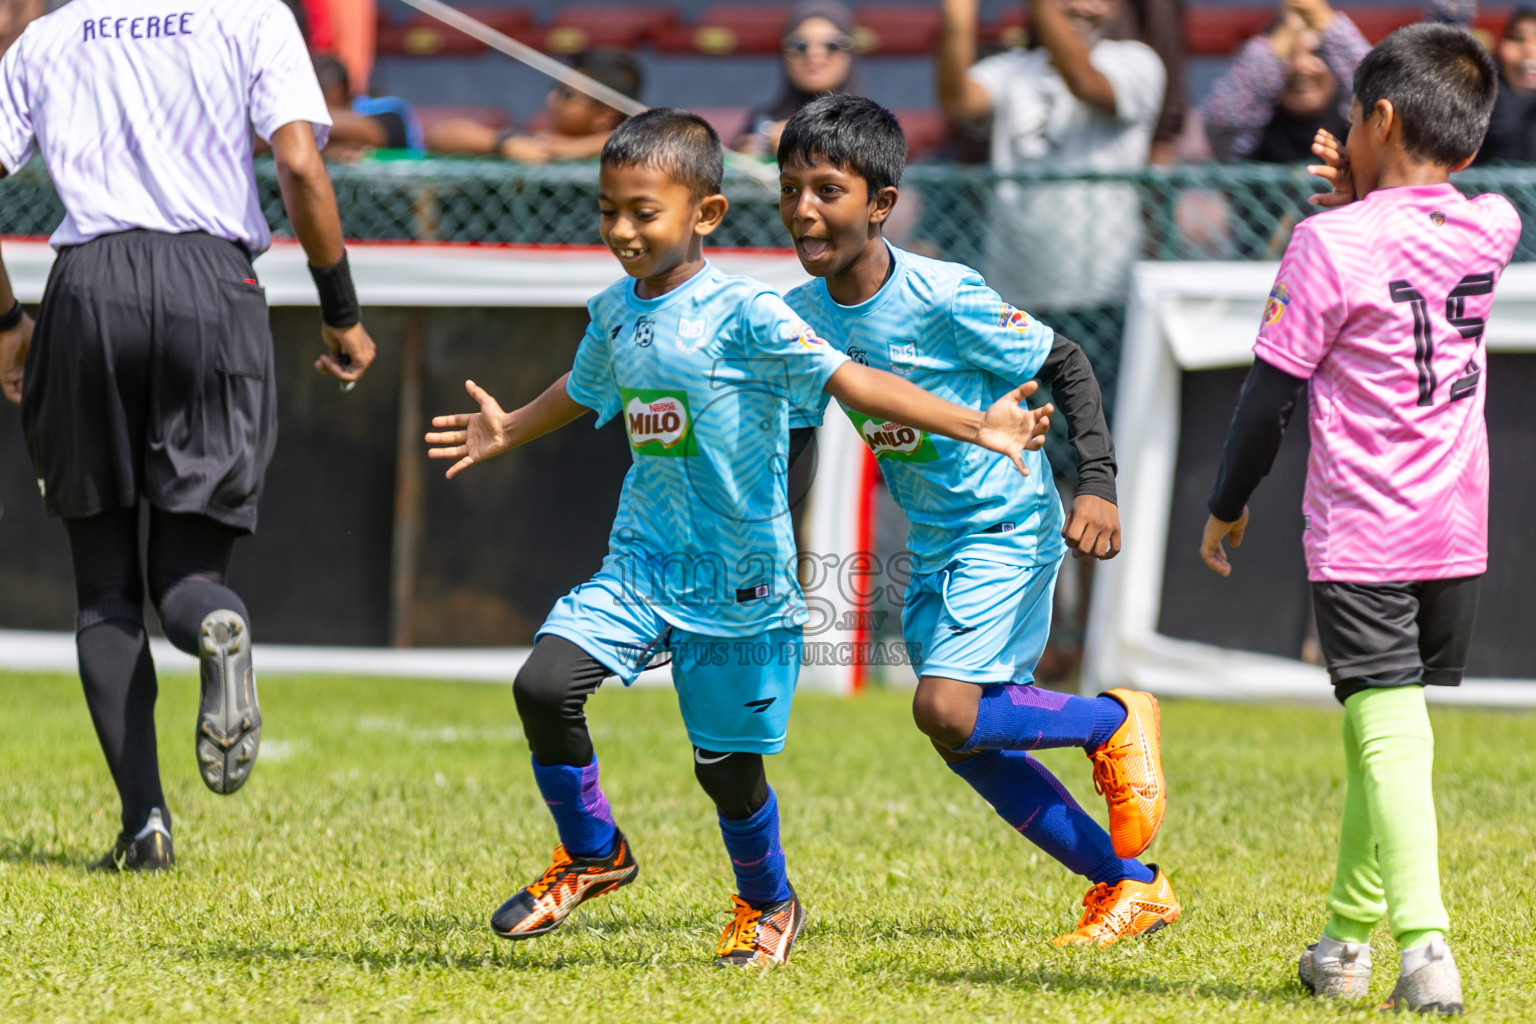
[902,557,1059,685]
[537,572,800,754]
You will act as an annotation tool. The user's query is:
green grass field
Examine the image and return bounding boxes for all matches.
[2,670,1534,1024]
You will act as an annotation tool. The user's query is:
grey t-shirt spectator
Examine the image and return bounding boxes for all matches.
[969,39,1165,311]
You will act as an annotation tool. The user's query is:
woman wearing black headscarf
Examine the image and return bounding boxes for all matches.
[737,0,864,156]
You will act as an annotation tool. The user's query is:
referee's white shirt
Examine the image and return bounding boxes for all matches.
[0,0,331,254]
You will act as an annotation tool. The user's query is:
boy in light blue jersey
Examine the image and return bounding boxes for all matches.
[424,109,1052,966]
[779,96,1180,946]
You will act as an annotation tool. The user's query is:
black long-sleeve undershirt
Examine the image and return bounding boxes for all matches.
[1207,356,1309,522]
[1036,334,1118,504]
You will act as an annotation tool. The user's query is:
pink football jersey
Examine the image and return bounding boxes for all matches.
[1254,182,1521,582]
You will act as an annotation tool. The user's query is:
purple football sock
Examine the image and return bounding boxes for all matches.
[957,684,1126,753]
[530,755,618,858]
[948,748,1153,885]
[718,787,792,905]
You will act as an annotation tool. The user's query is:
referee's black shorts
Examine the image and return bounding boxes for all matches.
[1311,577,1481,704]
[21,230,276,533]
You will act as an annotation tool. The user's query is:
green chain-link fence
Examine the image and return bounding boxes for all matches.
[7,158,1535,469]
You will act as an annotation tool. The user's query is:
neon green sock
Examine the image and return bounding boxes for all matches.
[1325,706,1384,944]
[1329,686,1448,950]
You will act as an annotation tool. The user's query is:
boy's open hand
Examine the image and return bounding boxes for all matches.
[1063,494,1121,560]
[0,310,34,405]
[1200,508,1250,576]
[1307,129,1355,208]
[425,379,513,479]
[976,380,1053,476]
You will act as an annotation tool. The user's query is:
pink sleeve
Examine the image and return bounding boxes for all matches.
[1252,222,1346,379]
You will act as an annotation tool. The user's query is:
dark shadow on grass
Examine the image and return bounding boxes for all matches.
[898,960,1306,1007]
[163,910,701,973]
[0,838,91,869]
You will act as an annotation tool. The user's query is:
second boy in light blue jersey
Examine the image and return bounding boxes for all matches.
[780,96,1181,946]
[425,109,1053,966]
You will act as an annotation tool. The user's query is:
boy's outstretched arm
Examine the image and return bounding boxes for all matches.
[425,373,590,479]
[1037,333,1121,560]
[824,362,1052,476]
[1200,357,1308,575]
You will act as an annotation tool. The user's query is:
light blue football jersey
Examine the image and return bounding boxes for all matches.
[787,243,1065,572]
[566,262,850,636]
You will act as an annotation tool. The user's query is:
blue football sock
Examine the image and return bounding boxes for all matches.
[948,748,1153,885]
[717,786,792,906]
[958,684,1126,753]
[529,755,618,858]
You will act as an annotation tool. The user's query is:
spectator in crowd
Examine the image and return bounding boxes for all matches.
[1111,0,1188,165]
[1474,6,1536,164]
[425,50,641,163]
[312,54,423,158]
[1204,0,1367,163]
[937,0,1165,316]
[737,0,863,156]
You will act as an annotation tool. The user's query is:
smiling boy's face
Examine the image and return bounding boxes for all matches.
[778,155,893,279]
[599,162,722,283]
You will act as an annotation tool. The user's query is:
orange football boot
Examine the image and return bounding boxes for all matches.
[1087,688,1166,858]
[490,833,639,939]
[1051,866,1180,947]
[715,889,806,967]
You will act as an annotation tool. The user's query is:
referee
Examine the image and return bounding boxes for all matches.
[0,1,376,871]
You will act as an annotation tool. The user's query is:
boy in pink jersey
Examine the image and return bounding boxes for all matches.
[1199,24,1517,1016]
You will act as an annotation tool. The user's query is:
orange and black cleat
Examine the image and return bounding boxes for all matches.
[1088,688,1166,859]
[490,832,639,940]
[1051,866,1180,947]
[714,888,806,967]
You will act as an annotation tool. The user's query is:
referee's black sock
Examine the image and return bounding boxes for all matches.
[76,602,169,836]
[156,580,249,657]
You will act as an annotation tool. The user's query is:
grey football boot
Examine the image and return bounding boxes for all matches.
[196,609,261,794]
[1297,934,1373,1000]
[1381,937,1463,1015]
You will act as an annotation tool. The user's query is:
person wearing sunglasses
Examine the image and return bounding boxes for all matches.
[737,0,864,157]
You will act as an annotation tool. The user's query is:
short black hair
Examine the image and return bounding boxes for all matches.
[571,49,644,103]
[777,94,907,194]
[600,108,723,198]
[311,53,349,98]
[1352,23,1499,167]
[1503,4,1536,40]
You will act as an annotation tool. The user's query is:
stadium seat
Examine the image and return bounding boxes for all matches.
[544,4,680,54]
[1183,8,1274,56]
[691,106,752,148]
[1340,5,1423,44]
[853,4,943,55]
[376,6,535,56]
[414,105,512,134]
[892,107,948,160]
[656,4,793,55]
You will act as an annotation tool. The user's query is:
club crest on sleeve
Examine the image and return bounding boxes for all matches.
[1263,283,1290,326]
[997,302,1031,332]
[1430,211,1445,226]
[794,325,828,349]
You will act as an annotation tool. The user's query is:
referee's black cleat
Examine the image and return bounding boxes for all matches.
[89,809,174,873]
[196,609,261,795]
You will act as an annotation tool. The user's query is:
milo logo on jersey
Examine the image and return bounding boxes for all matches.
[621,388,699,457]
[844,409,939,463]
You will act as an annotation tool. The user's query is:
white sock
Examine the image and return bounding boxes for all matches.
[1400,936,1452,978]
[1315,933,1372,967]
